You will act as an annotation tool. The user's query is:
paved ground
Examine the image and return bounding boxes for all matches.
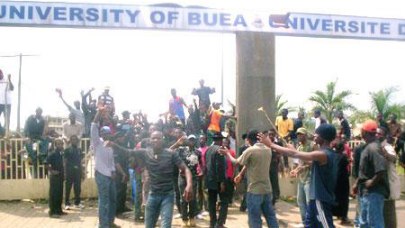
[0,198,404,227]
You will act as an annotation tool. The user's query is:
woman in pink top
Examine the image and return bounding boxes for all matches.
[223,137,236,206]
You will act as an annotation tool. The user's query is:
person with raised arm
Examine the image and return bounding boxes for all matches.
[109,130,193,228]
[258,124,339,228]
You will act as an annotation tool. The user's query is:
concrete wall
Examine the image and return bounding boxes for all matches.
[0,178,97,200]
[1,176,404,200]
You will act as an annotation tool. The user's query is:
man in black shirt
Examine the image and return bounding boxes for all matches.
[47,139,65,218]
[352,120,389,228]
[204,132,227,228]
[113,130,131,216]
[111,131,193,228]
[24,107,48,178]
[64,135,84,210]
[337,111,351,141]
[192,79,215,108]
[291,111,304,145]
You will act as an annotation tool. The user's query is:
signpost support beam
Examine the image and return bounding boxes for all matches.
[235,32,276,144]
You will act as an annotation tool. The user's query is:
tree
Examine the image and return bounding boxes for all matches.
[370,87,403,119]
[275,94,296,116]
[309,80,355,123]
[348,87,405,126]
[349,110,373,128]
[275,94,288,115]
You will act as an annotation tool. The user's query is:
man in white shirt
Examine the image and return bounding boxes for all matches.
[63,112,83,143]
[0,69,14,131]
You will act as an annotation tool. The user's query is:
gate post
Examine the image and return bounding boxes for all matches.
[235,32,276,145]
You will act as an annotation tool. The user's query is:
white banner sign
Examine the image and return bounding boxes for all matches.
[1,1,405,40]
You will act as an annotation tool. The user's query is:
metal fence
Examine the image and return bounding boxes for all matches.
[0,138,94,180]
[0,138,369,181]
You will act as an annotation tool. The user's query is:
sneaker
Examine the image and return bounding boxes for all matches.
[196,214,204,220]
[174,213,182,219]
[135,217,144,223]
[189,218,196,227]
[74,203,85,209]
[65,205,71,210]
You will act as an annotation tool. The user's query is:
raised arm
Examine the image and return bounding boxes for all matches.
[57,89,73,111]
[258,133,327,164]
[81,88,94,112]
[90,110,102,146]
[7,74,14,91]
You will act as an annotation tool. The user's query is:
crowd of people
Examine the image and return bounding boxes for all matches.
[0,67,404,228]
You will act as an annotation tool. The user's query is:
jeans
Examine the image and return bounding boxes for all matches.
[246,192,279,228]
[95,171,116,228]
[360,192,385,228]
[354,193,361,227]
[130,169,143,219]
[145,192,174,228]
[179,176,198,220]
[173,169,182,214]
[297,181,310,222]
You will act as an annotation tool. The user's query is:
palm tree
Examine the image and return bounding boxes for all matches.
[348,87,405,126]
[275,94,296,115]
[275,94,288,115]
[370,87,403,119]
[309,80,355,123]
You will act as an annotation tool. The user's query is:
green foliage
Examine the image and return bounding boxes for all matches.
[275,94,296,115]
[348,87,405,126]
[309,80,355,123]
[349,110,373,127]
[370,87,403,119]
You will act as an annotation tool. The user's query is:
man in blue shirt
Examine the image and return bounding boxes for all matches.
[260,124,339,228]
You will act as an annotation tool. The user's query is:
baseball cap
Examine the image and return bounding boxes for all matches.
[187,134,196,140]
[100,126,112,134]
[296,127,307,135]
[362,120,378,133]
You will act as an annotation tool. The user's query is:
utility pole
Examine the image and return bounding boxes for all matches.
[0,54,38,134]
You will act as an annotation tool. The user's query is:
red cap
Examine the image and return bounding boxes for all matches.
[362,120,378,133]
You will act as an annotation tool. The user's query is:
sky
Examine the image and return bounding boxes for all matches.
[1,0,405,130]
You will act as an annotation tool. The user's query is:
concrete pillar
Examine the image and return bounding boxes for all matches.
[235,32,275,146]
